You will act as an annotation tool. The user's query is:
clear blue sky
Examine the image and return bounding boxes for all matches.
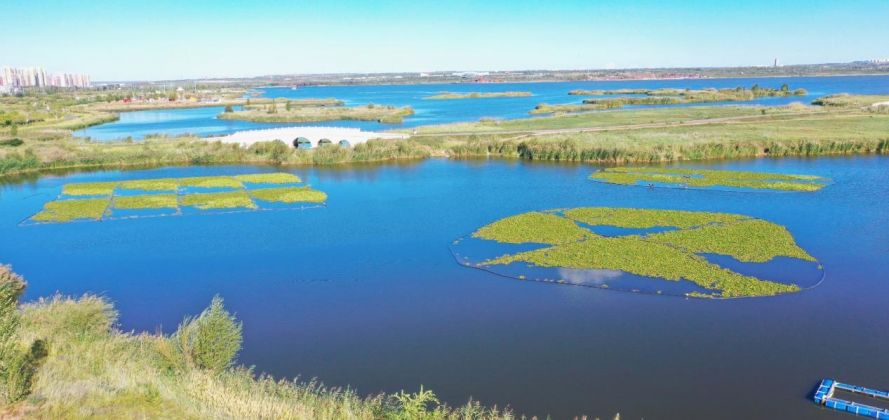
[2,0,887,81]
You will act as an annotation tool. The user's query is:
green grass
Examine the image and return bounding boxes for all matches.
[61,182,118,196]
[233,173,301,184]
[181,191,256,210]
[472,211,597,244]
[32,198,109,222]
[471,208,816,298]
[113,195,179,210]
[566,86,807,110]
[425,91,533,100]
[5,290,514,419]
[249,187,327,203]
[178,176,244,189]
[590,167,828,191]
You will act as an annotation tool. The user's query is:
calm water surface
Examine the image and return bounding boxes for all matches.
[1,157,887,419]
[76,75,889,140]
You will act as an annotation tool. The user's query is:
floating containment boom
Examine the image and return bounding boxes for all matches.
[813,379,889,419]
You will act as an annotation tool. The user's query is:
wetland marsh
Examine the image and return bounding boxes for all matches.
[2,156,888,419]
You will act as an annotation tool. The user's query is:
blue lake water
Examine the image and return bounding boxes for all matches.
[75,75,889,141]
[1,156,887,419]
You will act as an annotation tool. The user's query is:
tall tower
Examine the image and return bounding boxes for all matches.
[773,58,779,67]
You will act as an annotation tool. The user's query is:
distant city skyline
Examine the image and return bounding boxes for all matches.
[0,66,91,91]
[2,0,888,81]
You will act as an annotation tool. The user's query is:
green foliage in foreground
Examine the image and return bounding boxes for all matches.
[172,296,242,373]
[233,172,301,184]
[474,208,816,297]
[0,265,46,405]
[590,167,828,191]
[31,198,109,222]
[113,194,178,210]
[425,91,533,100]
[249,186,328,204]
[181,191,257,210]
[2,268,516,419]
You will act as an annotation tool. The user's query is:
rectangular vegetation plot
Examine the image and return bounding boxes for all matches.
[61,181,118,196]
[181,191,257,210]
[591,167,828,191]
[117,178,179,192]
[178,176,244,189]
[113,194,179,210]
[27,172,326,224]
[32,198,110,222]
[249,187,327,204]
[233,173,301,185]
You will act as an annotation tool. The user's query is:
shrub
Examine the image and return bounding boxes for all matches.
[0,265,46,404]
[0,138,24,147]
[172,296,242,372]
[223,105,234,113]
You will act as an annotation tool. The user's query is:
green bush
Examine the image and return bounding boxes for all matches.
[173,295,242,372]
[0,138,23,147]
[0,265,47,404]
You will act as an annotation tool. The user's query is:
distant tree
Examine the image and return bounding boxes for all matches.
[223,105,234,113]
[245,99,251,106]
[780,83,790,92]
[168,91,177,101]
[285,101,292,111]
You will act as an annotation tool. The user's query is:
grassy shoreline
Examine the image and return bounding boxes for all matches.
[2,95,889,180]
[0,265,518,418]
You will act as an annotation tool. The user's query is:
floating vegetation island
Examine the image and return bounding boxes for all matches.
[453,207,822,298]
[590,167,829,192]
[27,172,327,224]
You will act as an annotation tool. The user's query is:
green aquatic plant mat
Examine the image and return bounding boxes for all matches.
[234,173,301,184]
[181,191,257,210]
[61,182,118,196]
[26,172,326,224]
[249,187,327,203]
[590,167,829,192]
[452,207,823,299]
[178,176,244,189]
[113,194,179,210]
[473,212,598,244]
[32,198,110,222]
[118,178,179,192]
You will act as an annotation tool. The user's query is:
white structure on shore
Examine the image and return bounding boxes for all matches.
[205,126,408,148]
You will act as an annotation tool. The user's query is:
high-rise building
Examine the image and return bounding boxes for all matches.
[0,66,91,89]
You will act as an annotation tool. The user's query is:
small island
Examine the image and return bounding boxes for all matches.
[424,91,532,100]
[219,103,414,124]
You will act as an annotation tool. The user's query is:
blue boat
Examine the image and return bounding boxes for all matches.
[813,379,889,419]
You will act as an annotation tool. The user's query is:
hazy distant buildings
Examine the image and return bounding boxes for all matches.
[0,66,91,92]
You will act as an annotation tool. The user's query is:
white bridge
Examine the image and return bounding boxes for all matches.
[205,126,408,148]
